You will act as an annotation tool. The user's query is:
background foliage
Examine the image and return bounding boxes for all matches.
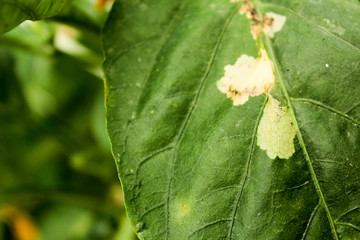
[0,0,137,239]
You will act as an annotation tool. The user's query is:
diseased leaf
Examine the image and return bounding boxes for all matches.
[0,0,70,34]
[103,0,360,239]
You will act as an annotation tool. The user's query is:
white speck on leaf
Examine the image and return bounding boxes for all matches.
[325,64,329,67]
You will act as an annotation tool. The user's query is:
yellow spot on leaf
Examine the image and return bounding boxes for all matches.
[257,96,296,159]
[172,200,192,224]
[217,48,275,105]
[183,204,191,214]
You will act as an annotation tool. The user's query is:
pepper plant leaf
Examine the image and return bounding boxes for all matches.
[0,0,70,34]
[103,0,360,239]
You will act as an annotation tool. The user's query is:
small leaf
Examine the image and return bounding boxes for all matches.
[0,0,70,34]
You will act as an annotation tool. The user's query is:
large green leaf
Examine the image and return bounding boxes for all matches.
[103,0,360,239]
[0,0,70,34]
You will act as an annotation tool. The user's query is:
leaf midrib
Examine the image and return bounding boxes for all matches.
[255,1,340,237]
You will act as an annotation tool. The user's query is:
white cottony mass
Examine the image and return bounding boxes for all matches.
[217,48,275,105]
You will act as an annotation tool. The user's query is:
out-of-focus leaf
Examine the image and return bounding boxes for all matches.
[38,204,121,240]
[0,7,119,240]
[113,215,138,240]
[0,21,54,56]
[52,0,112,34]
[0,205,39,240]
[91,92,111,152]
[0,0,70,35]
[39,205,95,240]
[1,22,101,117]
[103,0,360,239]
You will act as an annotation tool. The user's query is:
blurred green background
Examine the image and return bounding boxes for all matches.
[0,0,137,239]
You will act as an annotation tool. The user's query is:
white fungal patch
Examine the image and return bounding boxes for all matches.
[257,96,296,159]
[236,1,286,39]
[262,12,286,38]
[238,1,262,39]
[217,48,275,105]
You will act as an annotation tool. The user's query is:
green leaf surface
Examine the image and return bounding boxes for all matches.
[103,0,360,239]
[0,0,70,34]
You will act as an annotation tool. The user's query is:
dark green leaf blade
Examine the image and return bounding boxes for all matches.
[103,0,360,239]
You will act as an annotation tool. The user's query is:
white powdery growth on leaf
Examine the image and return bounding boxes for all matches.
[237,0,286,40]
[217,48,275,105]
[257,96,296,159]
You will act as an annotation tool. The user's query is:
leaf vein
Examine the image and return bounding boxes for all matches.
[261,2,360,53]
[135,145,174,178]
[336,222,360,232]
[335,206,360,222]
[261,17,340,240]
[164,5,241,239]
[301,200,321,240]
[227,98,268,240]
[140,203,166,219]
[190,219,233,237]
[291,98,360,126]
